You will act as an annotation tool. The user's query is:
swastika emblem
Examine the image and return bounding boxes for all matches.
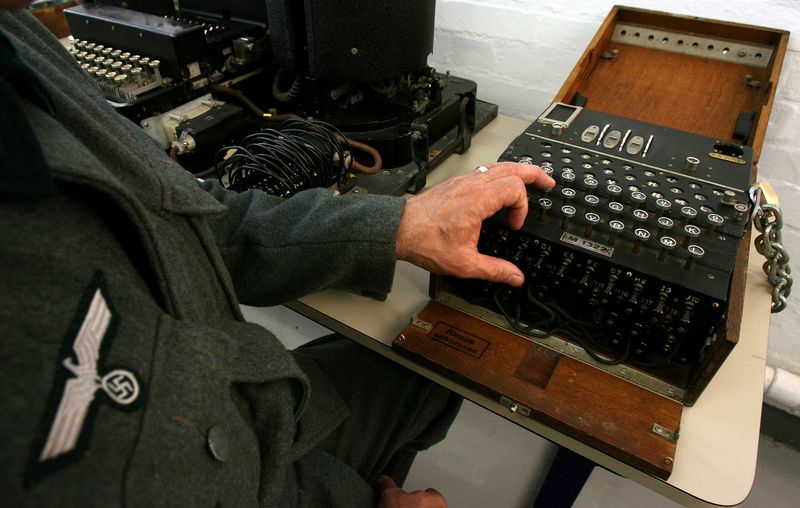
[101,369,140,405]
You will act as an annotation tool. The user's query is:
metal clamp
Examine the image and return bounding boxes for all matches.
[750,181,792,312]
[652,423,679,443]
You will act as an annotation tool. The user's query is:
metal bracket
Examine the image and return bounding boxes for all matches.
[612,22,774,69]
[652,423,679,443]
[411,315,432,332]
[500,396,532,417]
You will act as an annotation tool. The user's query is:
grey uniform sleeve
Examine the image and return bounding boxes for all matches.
[200,179,406,306]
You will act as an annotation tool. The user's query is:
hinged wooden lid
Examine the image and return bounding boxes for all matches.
[554,5,789,163]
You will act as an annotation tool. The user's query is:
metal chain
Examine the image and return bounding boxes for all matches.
[751,197,792,313]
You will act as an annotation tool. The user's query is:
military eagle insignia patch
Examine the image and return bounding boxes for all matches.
[38,275,141,463]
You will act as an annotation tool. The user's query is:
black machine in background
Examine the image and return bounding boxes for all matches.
[434,102,754,401]
[63,0,495,196]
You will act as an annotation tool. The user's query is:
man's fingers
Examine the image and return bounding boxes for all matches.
[476,161,555,190]
[485,175,531,230]
[467,252,525,286]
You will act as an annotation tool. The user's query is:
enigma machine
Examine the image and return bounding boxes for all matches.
[61,0,492,196]
[393,6,790,479]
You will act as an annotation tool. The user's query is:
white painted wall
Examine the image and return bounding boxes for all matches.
[429,0,800,375]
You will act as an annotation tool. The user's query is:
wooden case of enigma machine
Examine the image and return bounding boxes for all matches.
[392,6,788,479]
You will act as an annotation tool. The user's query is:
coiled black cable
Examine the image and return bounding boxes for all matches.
[272,68,302,103]
[215,119,350,197]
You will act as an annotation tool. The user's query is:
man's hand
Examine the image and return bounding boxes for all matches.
[374,475,447,508]
[396,162,555,287]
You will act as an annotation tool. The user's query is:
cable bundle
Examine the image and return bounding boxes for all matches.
[491,283,687,369]
[492,285,632,366]
[216,119,351,197]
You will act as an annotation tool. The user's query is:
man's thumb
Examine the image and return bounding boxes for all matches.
[474,254,525,286]
[373,475,398,492]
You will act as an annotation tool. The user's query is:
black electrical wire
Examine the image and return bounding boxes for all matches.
[272,68,302,103]
[493,285,631,366]
[209,84,383,174]
[215,119,350,197]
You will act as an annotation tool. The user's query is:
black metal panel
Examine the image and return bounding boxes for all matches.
[65,4,207,79]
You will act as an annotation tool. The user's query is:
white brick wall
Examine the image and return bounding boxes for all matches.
[430,0,800,374]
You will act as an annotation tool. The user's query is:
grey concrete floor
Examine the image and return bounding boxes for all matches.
[405,400,800,508]
[242,305,800,507]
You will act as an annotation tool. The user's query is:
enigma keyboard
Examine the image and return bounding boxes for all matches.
[444,102,754,395]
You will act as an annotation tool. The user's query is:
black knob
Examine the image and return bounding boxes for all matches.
[654,291,669,314]
[579,263,596,288]
[606,184,623,199]
[734,203,749,224]
[584,194,600,212]
[556,253,573,278]
[633,228,651,253]
[561,204,576,229]
[657,216,675,233]
[680,301,696,324]
[603,273,619,296]
[685,244,705,270]
[629,282,644,305]
[561,171,576,185]
[655,198,672,213]
[658,236,677,262]
[608,201,624,216]
[682,224,702,247]
[533,248,550,270]
[608,220,625,246]
[680,205,698,225]
[631,191,647,206]
[537,197,553,222]
[705,213,725,235]
[584,212,601,238]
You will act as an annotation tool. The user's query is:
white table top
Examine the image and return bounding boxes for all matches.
[288,115,772,507]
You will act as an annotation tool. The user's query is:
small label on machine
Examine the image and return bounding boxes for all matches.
[429,323,490,358]
[560,232,615,257]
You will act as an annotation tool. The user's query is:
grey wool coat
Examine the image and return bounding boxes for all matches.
[0,10,458,508]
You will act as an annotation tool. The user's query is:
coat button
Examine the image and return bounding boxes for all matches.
[207,425,230,462]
